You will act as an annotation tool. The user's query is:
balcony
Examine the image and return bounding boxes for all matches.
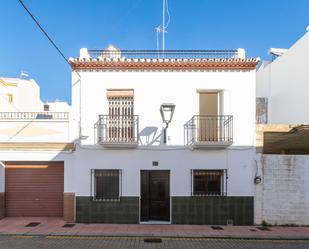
[97,115,139,148]
[0,112,70,143]
[0,112,69,120]
[184,115,233,149]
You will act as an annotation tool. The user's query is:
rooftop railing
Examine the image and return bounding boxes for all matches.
[0,112,69,120]
[87,50,239,60]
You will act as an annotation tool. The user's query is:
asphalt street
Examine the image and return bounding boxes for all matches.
[0,236,308,249]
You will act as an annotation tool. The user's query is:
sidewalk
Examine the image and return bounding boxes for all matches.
[0,217,308,240]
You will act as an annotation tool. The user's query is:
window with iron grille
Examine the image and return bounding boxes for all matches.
[108,96,134,117]
[92,169,121,201]
[191,169,226,196]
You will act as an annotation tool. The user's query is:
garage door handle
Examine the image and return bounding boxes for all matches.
[35,198,39,201]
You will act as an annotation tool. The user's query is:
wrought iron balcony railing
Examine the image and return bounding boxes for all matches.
[0,112,69,120]
[97,115,139,146]
[87,49,239,60]
[184,115,233,147]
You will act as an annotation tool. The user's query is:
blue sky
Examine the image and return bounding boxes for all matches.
[0,0,308,104]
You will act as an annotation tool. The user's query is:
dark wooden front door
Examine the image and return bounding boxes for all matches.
[140,170,170,222]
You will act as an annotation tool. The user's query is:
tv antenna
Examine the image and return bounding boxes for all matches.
[20,70,29,79]
[156,0,170,57]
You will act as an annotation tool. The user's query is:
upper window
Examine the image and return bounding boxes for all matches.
[6,93,13,103]
[192,170,226,196]
[44,104,50,111]
[93,169,121,201]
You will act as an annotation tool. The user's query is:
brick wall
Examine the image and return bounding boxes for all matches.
[255,154,309,225]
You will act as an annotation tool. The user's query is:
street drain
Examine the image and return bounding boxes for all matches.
[25,222,40,227]
[256,226,271,231]
[144,238,162,243]
[211,226,224,230]
[62,223,76,228]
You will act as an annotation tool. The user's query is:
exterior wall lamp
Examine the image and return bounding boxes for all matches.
[160,103,176,144]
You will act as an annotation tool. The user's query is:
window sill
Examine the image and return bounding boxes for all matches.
[191,193,227,197]
[92,197,121,202]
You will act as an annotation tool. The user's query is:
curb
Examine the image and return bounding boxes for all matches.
[0,233,309,241]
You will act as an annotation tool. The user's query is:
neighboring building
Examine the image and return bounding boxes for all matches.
[0,77,43,112]
[0,77,74,222]
[0,77,71,143]
[256,26,309,124]
[68,47,259,224]
[255,26,309,225]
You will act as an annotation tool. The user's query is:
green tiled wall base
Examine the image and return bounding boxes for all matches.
[76,197,139,223]
[172,196,254,225]
[76,196,253,225]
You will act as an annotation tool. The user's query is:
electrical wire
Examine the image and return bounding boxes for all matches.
[17,0,70,66]
[17,0,81,85]
[111,0,144,33]
[17,0,83,141]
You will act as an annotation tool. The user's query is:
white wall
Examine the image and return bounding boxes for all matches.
[255,154,309,225]
[0,82,20,112]
[0,78,43,112]
[72,69,256,146]
[47,101,71,112]
[0,145,255,200]
[0,120,70,143]
[18,79,43,111]
[257,30,309,124]
[72,146,255,197]
[0,77,71,113]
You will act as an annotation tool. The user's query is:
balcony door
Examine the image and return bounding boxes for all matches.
[107,89,134,142]
[199,92,219,142]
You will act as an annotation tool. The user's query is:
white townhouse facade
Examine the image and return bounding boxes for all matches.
[68,47,259,224]
[0,48,259,225]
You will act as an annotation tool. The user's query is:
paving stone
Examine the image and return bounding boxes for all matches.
[0,236,308,249]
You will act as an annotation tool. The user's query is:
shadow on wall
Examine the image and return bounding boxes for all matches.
[139,126,164,145]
